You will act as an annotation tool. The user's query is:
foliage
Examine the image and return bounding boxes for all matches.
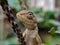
[2,1,60,45]
[45,11,55,19]
[8,0,21,12]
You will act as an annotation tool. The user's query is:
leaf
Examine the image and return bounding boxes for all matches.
[48,27,56,35]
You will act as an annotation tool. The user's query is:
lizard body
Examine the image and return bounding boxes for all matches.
[16,10,44,45]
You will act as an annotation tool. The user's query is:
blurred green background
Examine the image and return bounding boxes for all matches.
[0,0,60,45]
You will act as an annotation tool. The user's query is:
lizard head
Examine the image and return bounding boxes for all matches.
[16,10,37,30]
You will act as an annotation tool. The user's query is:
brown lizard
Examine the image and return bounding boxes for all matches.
[16,10,45,45]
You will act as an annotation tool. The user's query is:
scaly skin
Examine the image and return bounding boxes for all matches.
[16,10,37,30]
[16,10,45,45]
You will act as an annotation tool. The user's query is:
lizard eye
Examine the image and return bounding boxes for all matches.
[28,12,33,15]
[28,12,35,17]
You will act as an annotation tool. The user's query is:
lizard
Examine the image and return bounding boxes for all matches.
[16,10,45,45]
